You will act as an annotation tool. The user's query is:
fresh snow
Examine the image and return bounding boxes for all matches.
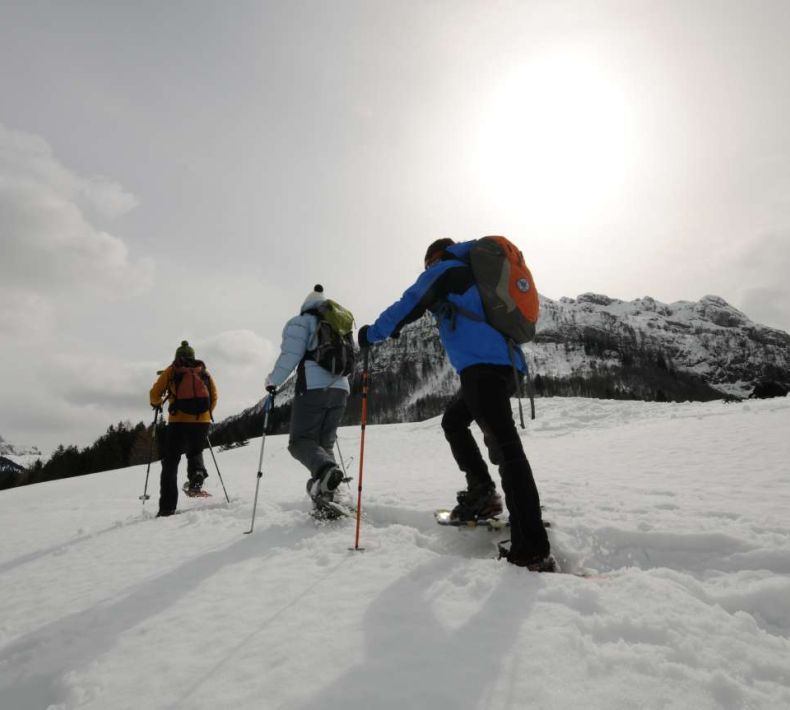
[1,397,789,709]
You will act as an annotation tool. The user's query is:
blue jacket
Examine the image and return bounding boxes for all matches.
[267,295,350,393]
[366,241,526,374]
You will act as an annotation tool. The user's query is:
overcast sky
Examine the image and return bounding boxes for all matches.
[2,0,790,451]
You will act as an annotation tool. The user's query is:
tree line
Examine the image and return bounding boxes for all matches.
[10,420,165,489]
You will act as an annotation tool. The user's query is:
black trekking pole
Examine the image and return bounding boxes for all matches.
[139,407,161,503]
[205,432,230,503]
[351,347,370,552]
[244,391,275,535]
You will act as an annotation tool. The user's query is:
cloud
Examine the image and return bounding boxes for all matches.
[193,330,278,416]
[0,123,139,218]
[0,287,52,337]
[735,231,790,333]
[739,286,790,332]
[46,354,160,412]
[197,329,277,369]
[0,123,152,325]
[28,330,277,447]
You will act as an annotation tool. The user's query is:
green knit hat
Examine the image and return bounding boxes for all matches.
[175,340,195,360]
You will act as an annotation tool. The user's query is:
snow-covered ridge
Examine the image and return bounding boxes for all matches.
[0,435,42,469]
[0,435,41,458]
[533,293,790,398]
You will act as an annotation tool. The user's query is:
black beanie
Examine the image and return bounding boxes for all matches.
[424,238,456,268]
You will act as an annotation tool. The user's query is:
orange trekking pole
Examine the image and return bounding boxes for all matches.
[351,347,370,551]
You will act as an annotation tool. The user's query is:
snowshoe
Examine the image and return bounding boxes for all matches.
[435,508,508,531]
[183,481,211,498]
[450,486,504,522]
[311,495,353,521]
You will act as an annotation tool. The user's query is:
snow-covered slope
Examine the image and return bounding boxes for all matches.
[1,396,789,709]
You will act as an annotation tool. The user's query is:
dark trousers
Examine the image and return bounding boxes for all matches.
[442,364,550,558]
[159,423,209,513]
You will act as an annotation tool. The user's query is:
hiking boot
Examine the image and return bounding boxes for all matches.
[508,552,557,572]
[307,466,344,501]
[497,542,556,571]
[450,485,503,522]
[157,510,176,518]
[184,470,208,495]
[189,469,208,489]
[183,480,203,495]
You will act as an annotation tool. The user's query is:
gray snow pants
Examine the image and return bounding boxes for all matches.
[288,387,349,478]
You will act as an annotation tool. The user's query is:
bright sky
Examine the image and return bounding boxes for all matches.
[2,0,790,450]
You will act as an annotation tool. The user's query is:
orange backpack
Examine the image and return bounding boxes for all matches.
[170,362,211,417]
[469,236,539,343]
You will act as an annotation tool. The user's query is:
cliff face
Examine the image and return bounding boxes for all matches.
[528,293,790,401]
[211,294,790,442]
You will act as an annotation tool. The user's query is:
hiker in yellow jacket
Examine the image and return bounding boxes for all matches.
[150,341,218,516]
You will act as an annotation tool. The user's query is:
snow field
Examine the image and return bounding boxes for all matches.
[0,396,789,709]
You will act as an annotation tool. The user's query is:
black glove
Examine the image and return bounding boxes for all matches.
[266,385,277,395]
[358,325,372,349]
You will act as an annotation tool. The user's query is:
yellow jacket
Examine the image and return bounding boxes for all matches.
[150,362,218,424]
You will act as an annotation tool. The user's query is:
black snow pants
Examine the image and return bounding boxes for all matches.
[441,364,550,559]
[159,422,210,514]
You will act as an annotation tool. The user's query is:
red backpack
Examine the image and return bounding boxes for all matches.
[469,236,539,344]
[170,361,211,417]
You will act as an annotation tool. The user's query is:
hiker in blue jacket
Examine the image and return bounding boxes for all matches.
[358,239,553,570]
[265,285,351,515]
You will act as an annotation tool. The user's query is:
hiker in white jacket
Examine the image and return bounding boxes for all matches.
[265,285,351,516]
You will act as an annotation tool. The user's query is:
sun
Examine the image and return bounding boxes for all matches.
[476,50,638,227]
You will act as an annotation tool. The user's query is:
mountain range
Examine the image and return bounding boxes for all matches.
[210,293,790,445]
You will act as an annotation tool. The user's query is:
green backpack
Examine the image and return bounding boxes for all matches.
[304,300,357,377]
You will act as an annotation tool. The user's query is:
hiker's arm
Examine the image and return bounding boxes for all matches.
[149,367,171,408]
[208,374,218,413]
[266,316,310,388]
[366,263,471,342]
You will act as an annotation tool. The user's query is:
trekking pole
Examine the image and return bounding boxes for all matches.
[508,340,528,428]
[351,348,370,551]
[139,407,161,503]
[525,359,536,421]
[244,392,275,535]
[335,439,348,476]
[335,439,355,496]
[205,433,230,503]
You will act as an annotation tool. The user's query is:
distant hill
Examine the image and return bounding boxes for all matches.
[0,455,26,489]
